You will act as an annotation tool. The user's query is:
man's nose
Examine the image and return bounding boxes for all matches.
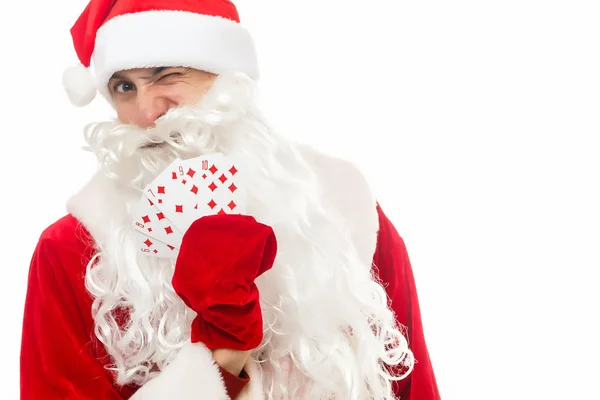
[134,89,172,128]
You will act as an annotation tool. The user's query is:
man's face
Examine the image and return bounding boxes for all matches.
[107,67,217,127]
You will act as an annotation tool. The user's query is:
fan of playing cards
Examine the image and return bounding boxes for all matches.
[132,153,246,259]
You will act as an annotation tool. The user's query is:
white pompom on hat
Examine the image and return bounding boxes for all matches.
[62,64,98,107]
[63,0,259,107]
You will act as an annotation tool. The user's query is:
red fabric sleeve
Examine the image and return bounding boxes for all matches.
[218,366,250,399]
[20,216,135,399]
[21,215,249,399]
[372,205,441,400]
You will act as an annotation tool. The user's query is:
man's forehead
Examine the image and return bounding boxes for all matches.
[109,67,169,80]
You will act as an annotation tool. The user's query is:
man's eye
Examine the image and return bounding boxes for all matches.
[114,82,135,93]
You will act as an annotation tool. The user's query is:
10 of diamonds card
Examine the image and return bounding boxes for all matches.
[132,153,247,258]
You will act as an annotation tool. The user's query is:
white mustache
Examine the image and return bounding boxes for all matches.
[139,131,181,149]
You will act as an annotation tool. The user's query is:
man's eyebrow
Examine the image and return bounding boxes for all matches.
[109,71,127,81]
[141,67,168,79]
[109,67,169,82]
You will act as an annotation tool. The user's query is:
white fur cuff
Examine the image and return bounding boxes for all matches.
[129,342,228,400]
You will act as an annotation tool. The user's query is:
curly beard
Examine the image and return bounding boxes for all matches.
[81,72,413,399]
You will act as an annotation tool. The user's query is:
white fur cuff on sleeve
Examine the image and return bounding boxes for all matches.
[129,342,228,400]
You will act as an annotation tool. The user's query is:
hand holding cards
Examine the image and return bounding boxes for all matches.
[132,155,277,352]
[172,213,277,350]
[132,153,247,258]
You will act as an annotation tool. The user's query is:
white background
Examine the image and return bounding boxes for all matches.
[1,0,599,399]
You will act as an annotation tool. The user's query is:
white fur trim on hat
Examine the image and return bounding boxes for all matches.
[92,10,259,102]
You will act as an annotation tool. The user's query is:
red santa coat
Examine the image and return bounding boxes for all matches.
[20,150,440,400]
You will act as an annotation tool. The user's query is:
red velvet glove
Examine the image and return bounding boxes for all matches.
[172,214,277,351]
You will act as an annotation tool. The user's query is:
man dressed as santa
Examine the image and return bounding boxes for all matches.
[20,0,441,399]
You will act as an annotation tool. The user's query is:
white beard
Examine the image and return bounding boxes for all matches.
[71,72,413,399]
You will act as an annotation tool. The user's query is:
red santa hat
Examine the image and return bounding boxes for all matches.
[63,0,258,107]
